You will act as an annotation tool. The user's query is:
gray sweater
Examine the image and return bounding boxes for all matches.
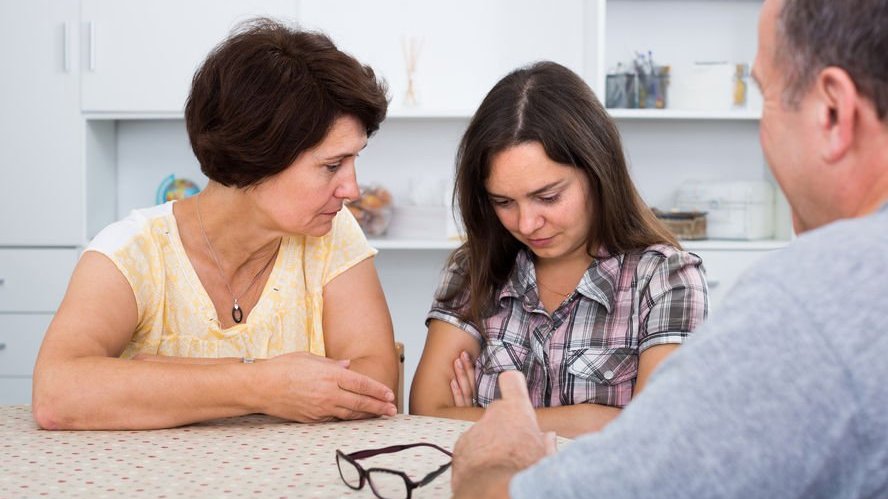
[512,205,888,499]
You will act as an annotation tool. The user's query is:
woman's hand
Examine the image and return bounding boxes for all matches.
[258,352,397,423]
[450,351,478,407]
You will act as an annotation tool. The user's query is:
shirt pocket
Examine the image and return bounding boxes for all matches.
[566,346,638,385]
[479,338,530,374]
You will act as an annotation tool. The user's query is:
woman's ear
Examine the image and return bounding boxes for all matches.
[814,66,858,163]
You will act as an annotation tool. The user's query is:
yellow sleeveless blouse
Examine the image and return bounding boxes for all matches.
[85,202,376,359]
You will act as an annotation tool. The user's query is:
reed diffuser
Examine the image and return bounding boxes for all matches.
[402,36,423,107]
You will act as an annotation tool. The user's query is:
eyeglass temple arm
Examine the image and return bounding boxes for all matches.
[347,442,453,461]
[415,461,453,488]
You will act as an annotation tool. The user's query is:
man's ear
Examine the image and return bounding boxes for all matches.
[814,66,858,163]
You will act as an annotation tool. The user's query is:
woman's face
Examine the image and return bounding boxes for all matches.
[252,115,366,237]
[485,141,594,263]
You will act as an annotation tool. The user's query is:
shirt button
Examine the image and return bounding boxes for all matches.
[603,370,614,380]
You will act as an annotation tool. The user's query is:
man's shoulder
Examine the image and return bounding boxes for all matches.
[754,209,888,283]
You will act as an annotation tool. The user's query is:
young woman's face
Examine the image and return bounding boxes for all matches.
[252,115,366,237]
[485,141,594,263]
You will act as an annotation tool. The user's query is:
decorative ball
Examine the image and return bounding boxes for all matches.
[155,174,201,205]
[347,185,393,236]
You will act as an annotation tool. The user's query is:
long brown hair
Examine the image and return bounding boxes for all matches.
[443,61,677,327]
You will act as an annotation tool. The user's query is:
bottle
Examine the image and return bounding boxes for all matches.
[733,64,748,108]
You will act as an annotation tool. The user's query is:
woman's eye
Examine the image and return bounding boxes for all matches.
[539,194,560,204]
[491,198,512,207]
[325,163,342,172]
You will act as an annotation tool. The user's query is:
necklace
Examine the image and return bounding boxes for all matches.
[536,279,573,298]
[196,195,280,324]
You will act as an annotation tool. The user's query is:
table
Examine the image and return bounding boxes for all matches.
[0,406,470,498]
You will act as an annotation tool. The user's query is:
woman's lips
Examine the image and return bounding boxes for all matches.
[526,236,555,248]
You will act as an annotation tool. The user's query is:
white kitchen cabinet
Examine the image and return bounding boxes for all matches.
[80,0,299,114]
[0,315,52,377]
[0,249,79,313]
[692,247,774,313]
[0,315,54,405]
[298,0,585,116]
[0,378,33,405]
[0,0,83,246]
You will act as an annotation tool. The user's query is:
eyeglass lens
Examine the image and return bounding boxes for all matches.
[336,453,363,489]
[367,470,409,499]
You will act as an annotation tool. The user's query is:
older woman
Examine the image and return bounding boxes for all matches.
[32,19,398,430]
[410,62,708,437]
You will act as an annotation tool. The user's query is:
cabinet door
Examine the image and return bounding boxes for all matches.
[80,0,298,113]
[299,0,584,115]
[0,378,34,405]
[0,0,84,245]
[693,249,772,314]
[0,248,79,313]
[0,314,52,377]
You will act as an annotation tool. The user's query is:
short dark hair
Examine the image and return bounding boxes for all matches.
[777,0,888,119]
[446,61,678,324]
[185,19,389,187]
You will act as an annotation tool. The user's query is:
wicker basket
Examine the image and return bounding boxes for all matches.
[653,209,707,240]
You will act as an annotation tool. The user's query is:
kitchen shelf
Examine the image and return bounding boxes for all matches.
[86,109,761,122]
[387,108,474,119]
[85,111,184,121]
[607,108,761,120]
[85,109,477,121]
[369,237,461,250]
[368,237,789,252]
[681,239,789,251]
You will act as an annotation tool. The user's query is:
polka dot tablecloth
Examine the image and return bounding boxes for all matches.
[0,406,471,498]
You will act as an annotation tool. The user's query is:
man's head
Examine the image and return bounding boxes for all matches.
[753,0,888,233]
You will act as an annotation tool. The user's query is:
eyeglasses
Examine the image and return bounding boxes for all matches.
[335,442,453,499]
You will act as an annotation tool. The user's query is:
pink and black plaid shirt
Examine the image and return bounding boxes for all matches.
[426,245,708,408]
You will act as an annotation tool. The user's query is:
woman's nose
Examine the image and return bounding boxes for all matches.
[336,166,360,201]
[517,205,542,235]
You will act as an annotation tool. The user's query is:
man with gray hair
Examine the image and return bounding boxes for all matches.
[450,0,888,497]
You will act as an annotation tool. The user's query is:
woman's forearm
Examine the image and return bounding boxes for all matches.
[413,404,486,422]
[413,400,619,438]
[33,357,257,430]
[347,355,399,396]
[132,354,244,365]
[535,404,622,438]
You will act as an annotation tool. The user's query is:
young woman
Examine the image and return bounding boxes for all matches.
[410,62,708,437]
[32,19,398,430]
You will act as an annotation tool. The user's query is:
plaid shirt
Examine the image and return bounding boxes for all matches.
[426,245,708,408]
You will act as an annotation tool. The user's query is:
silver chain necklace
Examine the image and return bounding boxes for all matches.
[195,195,280,324]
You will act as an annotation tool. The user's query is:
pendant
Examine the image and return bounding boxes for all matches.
[232,302,243,324]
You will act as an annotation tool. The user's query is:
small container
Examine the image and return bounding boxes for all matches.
[653,208,707,240]
[638,66,670,109]
[675,181,775,240]
[733,63,749,108]
[346,185,393,236]
[606,73,637,108]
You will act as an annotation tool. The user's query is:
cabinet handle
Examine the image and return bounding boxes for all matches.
[0,277,5,286]
[0,343,6,351]
[88,21,96,71]
[62,21,71,73]
[707,279,721,289]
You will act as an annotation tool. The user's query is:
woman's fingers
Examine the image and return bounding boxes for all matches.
[333,389,397,419]
[460,351,477,403]
[451,378,466,407]
[453,357,474,406]
[335,366,396,405]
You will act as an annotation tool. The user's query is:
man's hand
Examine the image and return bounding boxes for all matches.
[451,371,557,498]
